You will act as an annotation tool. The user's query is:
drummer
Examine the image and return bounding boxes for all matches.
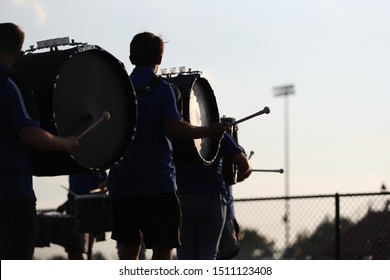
[108,32,230,260]
[0,22,79,260]
[56,171,108,260]
[176,133,252,260]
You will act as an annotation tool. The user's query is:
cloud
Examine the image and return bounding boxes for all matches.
[13,0,47,25]
[13,0,25,6]
[31,0,47,25]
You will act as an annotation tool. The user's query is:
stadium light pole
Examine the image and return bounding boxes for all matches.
[274,84,295,251]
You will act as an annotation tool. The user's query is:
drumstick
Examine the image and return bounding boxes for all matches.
[252,168,284,174]
[60,184,78,197]
[78,111,110,139]
[231,106,270,126]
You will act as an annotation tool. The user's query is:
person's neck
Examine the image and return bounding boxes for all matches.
[0,55,15,69]
[152,64,159,74]
[135,64,159,74]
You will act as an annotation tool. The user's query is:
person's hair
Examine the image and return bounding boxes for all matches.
[0,22,25,53]
[130,32,164,66]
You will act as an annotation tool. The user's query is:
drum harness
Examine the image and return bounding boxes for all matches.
[134,76,162,97]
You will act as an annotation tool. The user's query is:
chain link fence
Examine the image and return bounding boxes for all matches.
[33,192,390,260]
[234,192,390,259]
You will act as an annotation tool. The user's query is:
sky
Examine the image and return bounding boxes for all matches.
[2,0,390,209]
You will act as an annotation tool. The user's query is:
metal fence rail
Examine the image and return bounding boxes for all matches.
[33,192,390,260]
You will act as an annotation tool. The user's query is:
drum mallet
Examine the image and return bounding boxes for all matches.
[78,111,110,139]
[252,169,284,174]
[60,184,78,197]
[231,106,270,126]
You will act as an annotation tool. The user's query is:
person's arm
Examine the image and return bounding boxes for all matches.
[18,126,79,154]
[166,119,230,140]
[56,200,70,213]
[90,179,109,194]
[232,152,252,182]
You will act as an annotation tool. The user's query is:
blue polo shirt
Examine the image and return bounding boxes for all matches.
[69,171,107,195]
[176,133,243,196]
[108,67,182,197]
[0,62,40,202]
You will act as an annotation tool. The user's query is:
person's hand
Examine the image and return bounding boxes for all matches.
[90,180,109,194]
[207,122,231,140]
[63,136,79,154]
[237,168,252,182]
[56,201,68,213]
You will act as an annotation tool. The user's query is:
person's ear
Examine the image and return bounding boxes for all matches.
[157,55,162,65]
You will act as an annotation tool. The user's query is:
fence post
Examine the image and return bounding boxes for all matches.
[335,193,340,259]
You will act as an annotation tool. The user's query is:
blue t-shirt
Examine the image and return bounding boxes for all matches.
[0,62,40,201]
[69,171,107,196]
[176,133,243,196]
[108,67,182,197]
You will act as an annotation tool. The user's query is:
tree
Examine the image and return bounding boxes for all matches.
[282,216,354,259]
[235,228,276,259]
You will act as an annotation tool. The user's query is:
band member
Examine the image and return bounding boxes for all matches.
[56,171,108,259]
[0,22,78,260]
[108,32,230,260]
[217,147,252,260]
[176,133,251,259]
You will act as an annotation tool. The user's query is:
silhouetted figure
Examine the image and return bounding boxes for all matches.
[0,22,78,260]
[108,32,229,260]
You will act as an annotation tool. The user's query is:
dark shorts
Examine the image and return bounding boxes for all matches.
[64,200,91,254]
[111,191,181,249]
[0,198,38,260]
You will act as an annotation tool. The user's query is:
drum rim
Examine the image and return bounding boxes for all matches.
[13,45,137,175]
[167,73,221,165]
[53,46,137,171]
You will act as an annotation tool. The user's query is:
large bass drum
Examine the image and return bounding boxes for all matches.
[166,72,220,165]
[13,45,137,176]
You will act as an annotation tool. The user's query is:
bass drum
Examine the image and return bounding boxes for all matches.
[13,45,137,176]
[166,73,220,165]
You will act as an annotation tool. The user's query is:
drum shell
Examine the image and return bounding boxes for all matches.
[13,46,137,176]
[74,194,113,233]
[166,73,220,165]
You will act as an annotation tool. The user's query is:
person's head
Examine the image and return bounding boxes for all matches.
[129,32,164,69]
[0,22,25,67]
